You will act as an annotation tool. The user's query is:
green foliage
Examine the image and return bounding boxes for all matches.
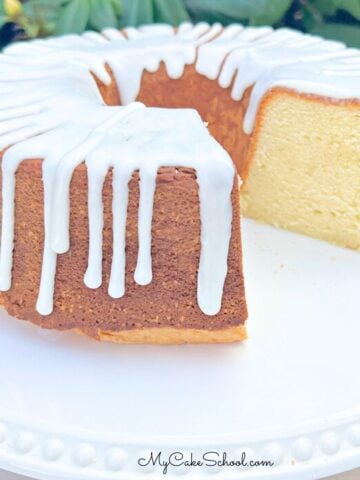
[118,0,189,26]
[3,0,64,37]
[184,0,292,25]
[0,3,4,26]
[89,0,122,30]
[55,0,122,34]
[56,0,90,34]
[120,0,155,25]
[0,0,359,48]
[332,0,360,19]
[310,22,360,47]
[153,0,190,24]
[299,0,360,47]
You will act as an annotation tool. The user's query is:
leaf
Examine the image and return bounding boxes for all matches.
[119,0,154,26]
[311,0,338,17]
[110,0,122,17]
[88,0,119,30]
[332,0,360,19]
[184,0,292,25]
[0,2,6,27]
[22,0,64,21]
[154,0,190,24]
[56,0,90,34]
[309,22,360,47]
[186,10,238,25]
[249,0,293,24]
[21,0,64,36]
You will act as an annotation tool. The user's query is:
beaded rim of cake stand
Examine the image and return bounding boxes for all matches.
[0,410,359,479]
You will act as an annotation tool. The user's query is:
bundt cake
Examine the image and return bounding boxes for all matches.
[0,22,359,343]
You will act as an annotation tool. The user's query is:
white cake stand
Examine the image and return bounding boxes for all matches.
[0,219,359,480]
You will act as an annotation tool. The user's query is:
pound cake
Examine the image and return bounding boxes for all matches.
[0,22,359,343]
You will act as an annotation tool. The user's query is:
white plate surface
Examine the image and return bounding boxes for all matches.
[0,219,359,480]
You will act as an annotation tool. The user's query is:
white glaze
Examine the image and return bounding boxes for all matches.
[0,56,235,315]
[6,23,360,122]
[4,22,360,128]
[0,22,359,317]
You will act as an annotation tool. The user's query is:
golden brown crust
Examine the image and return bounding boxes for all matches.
[135,64,253,177]
[133,65,360,184]
[0,160,247,341]
[4,46,359,343]
[0,61,253,344]
[96,324,247,344]
[241,87,360,183]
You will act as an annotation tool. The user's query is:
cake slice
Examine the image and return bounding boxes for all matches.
[241,89,360,250]
[0,90,247,343]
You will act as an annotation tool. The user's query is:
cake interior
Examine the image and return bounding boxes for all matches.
[122,64,360,252]
[0,158,246,340]
[242,90,360,250]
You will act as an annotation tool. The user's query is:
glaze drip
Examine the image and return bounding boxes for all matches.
[4,22,360,130]
[0,59,235,315]
[0,22,359,317]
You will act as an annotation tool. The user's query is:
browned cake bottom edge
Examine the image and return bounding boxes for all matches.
[86,324,247,344]
[1,301,247,344]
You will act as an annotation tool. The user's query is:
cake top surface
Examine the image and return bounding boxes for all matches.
[3,21,360,133]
